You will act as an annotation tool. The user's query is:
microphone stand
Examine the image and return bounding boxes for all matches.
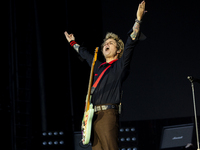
[188,77,200,150]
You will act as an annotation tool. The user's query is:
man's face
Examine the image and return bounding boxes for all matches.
[102,39,119,59]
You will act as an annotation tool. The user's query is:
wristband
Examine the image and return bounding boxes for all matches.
[135,19,142,24]
[70,40,77,47]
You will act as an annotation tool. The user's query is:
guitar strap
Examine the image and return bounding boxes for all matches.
[90,63,123,114]
[90,64,111,95]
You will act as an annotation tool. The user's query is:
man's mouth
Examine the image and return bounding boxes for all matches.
[105,47,109,51]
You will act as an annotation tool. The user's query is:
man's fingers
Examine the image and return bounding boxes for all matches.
[64,31,73,38]
[139,1,145,9]
[64,32,74,40]
[64,31,69,37]
[64,31,68,35]
[140,1,144,5]
[140,1,145,6]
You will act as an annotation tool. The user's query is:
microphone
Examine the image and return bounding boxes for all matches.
[187,76,200,84]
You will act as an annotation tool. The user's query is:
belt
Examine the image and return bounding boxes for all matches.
[94,104,118,112]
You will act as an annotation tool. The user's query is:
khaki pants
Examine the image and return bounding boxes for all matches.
[92,108,119,150]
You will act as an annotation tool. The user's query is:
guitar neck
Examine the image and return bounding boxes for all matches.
[85,47,98,111]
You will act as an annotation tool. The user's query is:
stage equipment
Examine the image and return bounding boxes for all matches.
[41,130,65,149]
[74,126,138,150]
[160,123,194,149]
[119,123,138,150]
[188,76,200,150]
[74,131,92,150]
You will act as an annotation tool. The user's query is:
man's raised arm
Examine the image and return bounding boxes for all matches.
[64,31,80,53]
[130,1,146,40]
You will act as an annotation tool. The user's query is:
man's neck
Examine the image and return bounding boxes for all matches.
[105,56,118,63]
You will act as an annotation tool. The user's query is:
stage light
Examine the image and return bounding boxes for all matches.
[48,141,53,145]
[59,131,64,135]
[120,127,135,133]
[132,137,136,141]
[119,123,138,150]
[42,132,47,136]
[41,131,65,148]
[42,141,47,145]
[131,128,135,132]
[120,128,124,132]
[125,128,130,132]
[59,140,64,145]
[126,137,131,141]
[120,147,137,150]
[48,132,52,136]
[54,141,58,145]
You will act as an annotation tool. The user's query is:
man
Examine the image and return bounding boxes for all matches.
[64,1,146,149]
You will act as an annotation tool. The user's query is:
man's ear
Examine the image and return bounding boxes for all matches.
[117,49,121,53]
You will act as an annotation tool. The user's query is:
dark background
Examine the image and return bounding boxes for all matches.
[4,0,200,149]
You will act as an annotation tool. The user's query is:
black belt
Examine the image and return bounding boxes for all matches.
[94,104,118,112]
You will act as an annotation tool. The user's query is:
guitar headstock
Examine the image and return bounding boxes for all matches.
[95,47,99,53]
[94,47,98,62]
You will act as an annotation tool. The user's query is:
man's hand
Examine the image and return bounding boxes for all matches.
[64,31,80,53]
[137,1,147,21]
[64,31,75,42]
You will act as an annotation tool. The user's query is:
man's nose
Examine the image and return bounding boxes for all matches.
[105,43,109,46]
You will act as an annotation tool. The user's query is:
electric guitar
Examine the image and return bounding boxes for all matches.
[81,47,98,145]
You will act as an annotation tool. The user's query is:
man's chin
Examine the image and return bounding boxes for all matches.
[103,52,111,57]
[104,55,110,59]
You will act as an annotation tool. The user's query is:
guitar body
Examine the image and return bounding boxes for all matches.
[81,103,94,145]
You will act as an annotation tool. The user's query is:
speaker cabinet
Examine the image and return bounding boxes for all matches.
[74,131,92,150]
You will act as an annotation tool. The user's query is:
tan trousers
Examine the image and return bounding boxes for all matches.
[92,108,119,150]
